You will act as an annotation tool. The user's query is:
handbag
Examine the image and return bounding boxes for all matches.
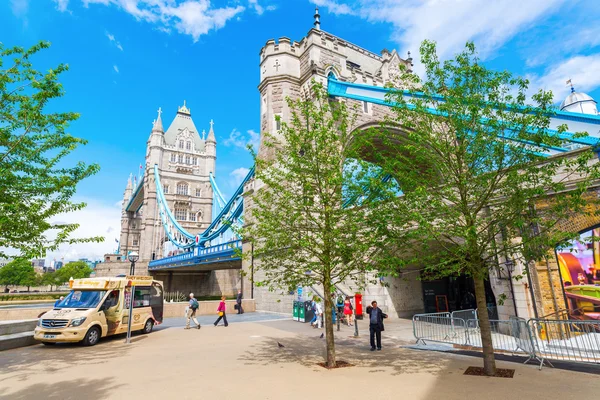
[234,304,239,310]
[218,311,224,316]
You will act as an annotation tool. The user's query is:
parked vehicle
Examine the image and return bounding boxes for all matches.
[34,276,163,346]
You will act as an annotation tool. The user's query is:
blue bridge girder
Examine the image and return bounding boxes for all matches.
[326,75,600,155]
[148,239,242,271]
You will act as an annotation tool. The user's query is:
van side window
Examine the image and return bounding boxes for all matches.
[133,286,152,308]
[103,290,119,309]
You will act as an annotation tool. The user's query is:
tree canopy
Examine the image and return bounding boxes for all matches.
[55,261,92,283]
[0,41,102,260]
[0,259,37,288]
[245,83,383,368]
[357,41,600,375]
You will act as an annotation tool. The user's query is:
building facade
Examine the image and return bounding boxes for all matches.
[119,102,216,261]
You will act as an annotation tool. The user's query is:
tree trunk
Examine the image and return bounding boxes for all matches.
[323,277,336,368]
[473,276,496,376]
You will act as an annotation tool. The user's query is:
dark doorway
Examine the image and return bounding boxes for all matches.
[421,274,497,317]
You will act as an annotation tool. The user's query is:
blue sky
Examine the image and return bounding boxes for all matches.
[3,0,600,261]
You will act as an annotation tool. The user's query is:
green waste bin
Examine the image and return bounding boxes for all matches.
[299,302,306,322]
[293,301,299,321]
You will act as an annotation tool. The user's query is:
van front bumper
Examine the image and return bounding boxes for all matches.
[34,326,89,343]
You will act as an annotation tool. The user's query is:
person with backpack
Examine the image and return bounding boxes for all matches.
[214,295,229,327]
[185,293,201,330]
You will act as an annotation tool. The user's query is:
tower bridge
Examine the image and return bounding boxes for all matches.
[111,9,600,318]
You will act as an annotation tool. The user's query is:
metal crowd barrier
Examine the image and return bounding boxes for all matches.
[413,311,600,369]
[529,318,600,365]
[412,313,467,345]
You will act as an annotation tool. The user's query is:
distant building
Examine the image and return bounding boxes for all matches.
[104,254,123,263]
[55,261,63,270]
[0,258,13,268]
[31,258,45,273]
[78,258,96,270]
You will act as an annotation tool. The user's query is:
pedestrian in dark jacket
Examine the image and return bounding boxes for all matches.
[366,301,387,351]
[236,289,244,314]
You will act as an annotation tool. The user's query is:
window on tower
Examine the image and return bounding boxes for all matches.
[178,154,183,163]
[170,153,176,162]
[193,157,197,165]
[186,141,191,150]
[177,182,189,195]
[189,212,197,222]
[195,188,202,197]
[174,209,187,221]
[274,115,281,132]
[185,156,190,165]
[132,235,139,246]
[362,101,369,114]
[163,185,169,194]
[179,140,184,149]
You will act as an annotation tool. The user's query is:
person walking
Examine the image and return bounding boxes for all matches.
[214,295,229,327]
[343,296,354,326]
[309,297,318,326]
[236,289,244,314]
[313,300,323,329]
[185,293,201,330]
[366,301,387,351]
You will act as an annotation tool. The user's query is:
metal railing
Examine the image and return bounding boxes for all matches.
[529,318,600,364]
[412,313,467,345]
[413,311,600,369]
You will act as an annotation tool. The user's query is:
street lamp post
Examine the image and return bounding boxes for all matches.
[126,251,139,344]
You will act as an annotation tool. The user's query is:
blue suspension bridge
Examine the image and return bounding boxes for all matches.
[127,76,600,273]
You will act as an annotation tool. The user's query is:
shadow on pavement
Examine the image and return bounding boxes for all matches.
[0,377,121,399]
[238,334,448,376]
[0,332,144,372]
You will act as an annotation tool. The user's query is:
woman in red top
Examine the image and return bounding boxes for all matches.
[343,296,354,326]
[214,296,229,327]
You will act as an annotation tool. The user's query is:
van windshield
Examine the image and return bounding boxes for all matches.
[56,290,106,309]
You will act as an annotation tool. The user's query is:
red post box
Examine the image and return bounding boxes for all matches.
[354,293,363,320]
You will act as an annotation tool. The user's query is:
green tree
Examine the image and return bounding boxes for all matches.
[0,41,102,260]
[358,41,600,375]
[55,260,92,284]
[245,83,383,368]
[0,259,37,290]
[42,271,61,291]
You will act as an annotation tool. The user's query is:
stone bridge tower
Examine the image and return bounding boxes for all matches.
[120,103,217,261]
[244,8,425,316]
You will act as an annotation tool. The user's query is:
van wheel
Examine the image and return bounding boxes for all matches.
[142,319,154,334]
[82,326,101,346]
[42,342,56,346]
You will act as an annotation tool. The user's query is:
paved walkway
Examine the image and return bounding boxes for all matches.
[0,315,596,399]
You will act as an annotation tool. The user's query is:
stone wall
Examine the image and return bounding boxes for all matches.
[93,261,149,278]
[152,270,241,298]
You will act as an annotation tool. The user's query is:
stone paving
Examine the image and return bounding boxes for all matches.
[0,314,597,400]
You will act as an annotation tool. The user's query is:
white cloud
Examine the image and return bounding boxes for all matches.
[230,167,250,188]
[10,0,29,17]
[312,0,354,16]
[249,0,263,15]
[265,5,276,11]
[75,0,253,42]
[54,0,70,12]
[42,198,122,263]
[105,31,124,51]
[113,64,119,73]
[223,128,260,151]
[528,55,600,104]
[311,0,566,74]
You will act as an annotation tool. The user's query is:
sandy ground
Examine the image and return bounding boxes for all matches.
[0,315,597,400]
